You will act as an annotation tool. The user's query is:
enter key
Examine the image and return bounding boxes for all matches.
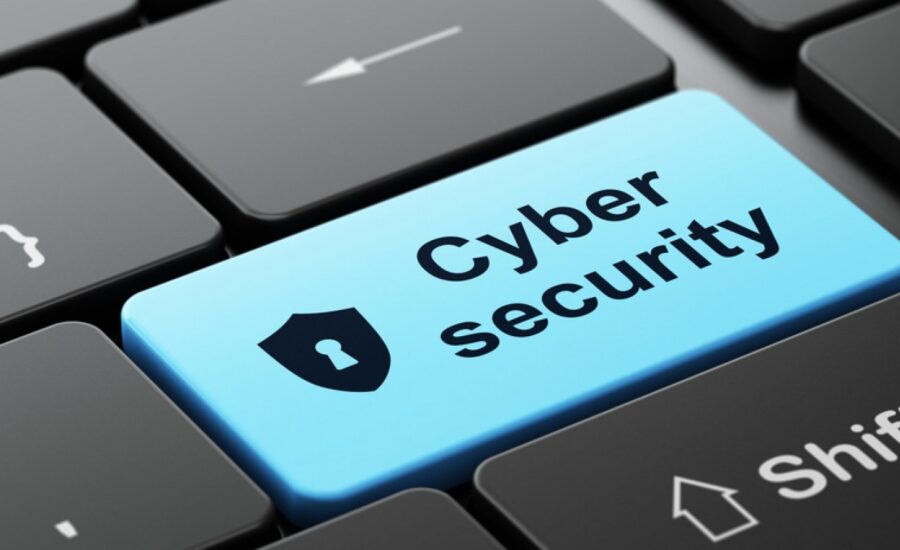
[121,91,900,527]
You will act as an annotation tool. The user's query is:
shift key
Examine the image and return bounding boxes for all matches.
[122,91,900,526]
[475,293,900,548]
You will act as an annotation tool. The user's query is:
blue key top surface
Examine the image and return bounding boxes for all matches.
[122,91,900,526]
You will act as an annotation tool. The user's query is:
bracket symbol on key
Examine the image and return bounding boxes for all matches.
[54,520,78,539]
[0,224,45,268]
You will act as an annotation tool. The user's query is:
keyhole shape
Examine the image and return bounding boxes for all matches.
[315,339,358,371]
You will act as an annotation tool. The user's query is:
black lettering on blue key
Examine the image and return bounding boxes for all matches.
[493,304,548,338]
[441,322,500,358]
[518,204,593,245]
[637,245,678,282]
[417,236,489,282]
[436,205,782,358]
[719,207,781,259]
[477,223,538,275]
[542,284,598,318]
[585,188,641,221]
[585,262,655,300]
[688,220,744,258]
[628,171,667,206]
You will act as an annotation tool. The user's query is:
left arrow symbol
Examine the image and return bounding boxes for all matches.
[305,26,462,86]
[305,58,367,86]
[672,476,759,543]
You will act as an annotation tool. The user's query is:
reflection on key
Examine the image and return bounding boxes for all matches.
[122,91,900,526]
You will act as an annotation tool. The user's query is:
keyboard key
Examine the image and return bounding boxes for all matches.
[475,293,900,549]
[86,0,673,246]
[0,323,276,549]
[671,0,894,63]
[799,6,900,173]
[263,490,502,550]
[0,70,222,343]
[0,0,138,76]
[121,91,900,526]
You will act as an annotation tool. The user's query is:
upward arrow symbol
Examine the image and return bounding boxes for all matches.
[306,26,463,86]
[672,476,759,543]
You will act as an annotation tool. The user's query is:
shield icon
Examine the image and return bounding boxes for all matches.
[258,308,391,392]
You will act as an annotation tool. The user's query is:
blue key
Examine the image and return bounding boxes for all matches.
[122,91,900,526]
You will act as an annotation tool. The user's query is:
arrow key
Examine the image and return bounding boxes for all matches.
[85,0,672,247]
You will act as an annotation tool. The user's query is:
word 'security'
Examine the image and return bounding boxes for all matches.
[417,171,781,357]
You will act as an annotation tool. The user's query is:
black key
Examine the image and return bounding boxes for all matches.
[799,6,900,173]
[0,70,222,343]
[475,294,900,549]
[263,490,501,550]
[671,0,894,64]
[0,323,277,549]
[85,0,672,246]
[0,0,138,77]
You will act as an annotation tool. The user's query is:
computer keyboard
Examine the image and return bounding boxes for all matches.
[0,0,898,549]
